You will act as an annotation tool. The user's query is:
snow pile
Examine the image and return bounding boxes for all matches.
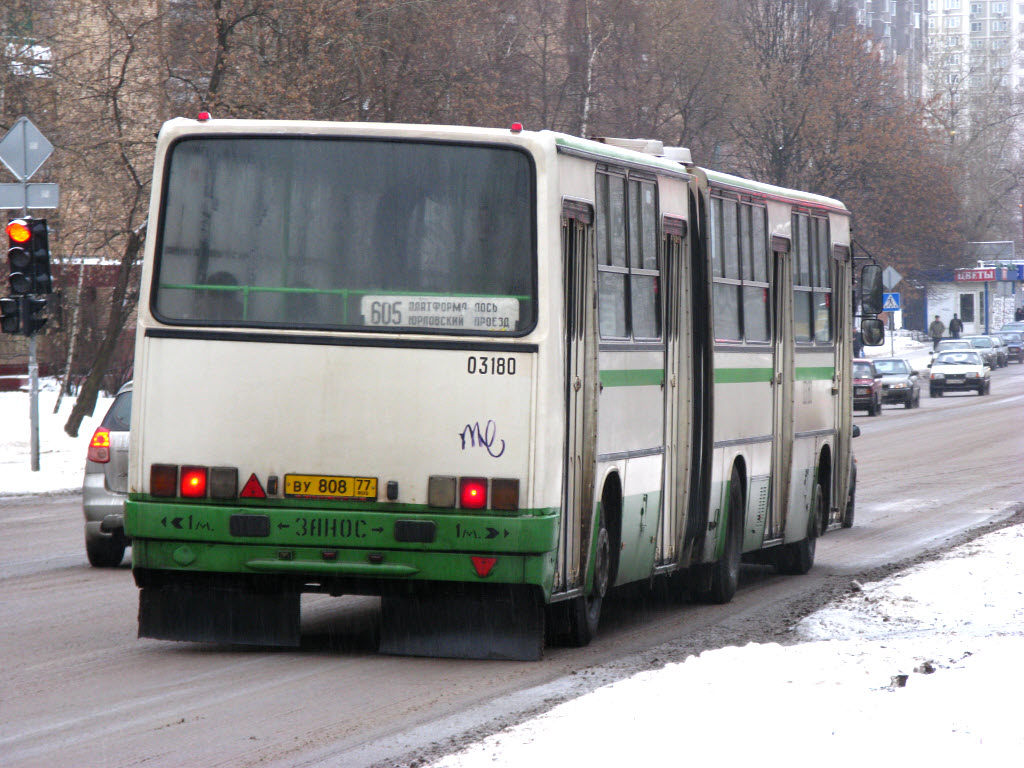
[430,525,1024,767]
[0,380,110,496]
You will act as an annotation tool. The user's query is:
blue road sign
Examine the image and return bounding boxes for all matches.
[882,292,901,311]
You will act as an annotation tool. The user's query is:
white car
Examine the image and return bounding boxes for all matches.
[928,350,990,397]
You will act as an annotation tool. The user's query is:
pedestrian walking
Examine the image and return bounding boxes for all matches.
[928,315,945,350]
[949,313,963,339]
[853,327,864,357]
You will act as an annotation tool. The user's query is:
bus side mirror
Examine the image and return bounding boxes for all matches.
[861,317,884,346]
[860,264,883,315]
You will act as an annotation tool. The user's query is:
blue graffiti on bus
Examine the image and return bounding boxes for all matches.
[459,420,506,458]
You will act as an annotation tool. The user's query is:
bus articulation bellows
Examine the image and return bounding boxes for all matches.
[125,118,883,660]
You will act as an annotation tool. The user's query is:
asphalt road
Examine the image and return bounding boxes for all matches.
[3,358,1023,768]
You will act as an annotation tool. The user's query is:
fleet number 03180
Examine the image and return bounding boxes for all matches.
[467,356,517,375]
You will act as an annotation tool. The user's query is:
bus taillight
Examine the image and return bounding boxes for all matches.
[490,479,519,511]
[180,466,208,498]
[459,478,487,509]
[151,464,178,497]
[87,427,111,463]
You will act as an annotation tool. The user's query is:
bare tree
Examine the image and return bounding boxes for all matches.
[54,0,167,436]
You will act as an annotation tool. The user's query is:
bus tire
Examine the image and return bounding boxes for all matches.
[775,481,823,575]
[694,469,743,604]
[842,463,856,529]
[555,517,610,647]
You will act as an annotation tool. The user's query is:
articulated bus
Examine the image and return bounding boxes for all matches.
[125,118,883,660]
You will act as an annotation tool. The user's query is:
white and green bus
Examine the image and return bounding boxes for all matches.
[125,118,882,660]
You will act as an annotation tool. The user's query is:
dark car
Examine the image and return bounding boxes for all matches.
[961,335,999,369]
[82,381,132,567]
[994,331,1023,363]
[852,359,883,416]
[872,357,920,409]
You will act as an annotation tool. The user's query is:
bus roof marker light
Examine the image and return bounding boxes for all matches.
[510,122,523,133]
[197,111,211,122]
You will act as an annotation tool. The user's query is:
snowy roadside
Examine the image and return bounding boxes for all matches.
[0,380,110,497]
[425,519,1024,767]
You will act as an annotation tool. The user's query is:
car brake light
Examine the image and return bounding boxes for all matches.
[87,427,111,463]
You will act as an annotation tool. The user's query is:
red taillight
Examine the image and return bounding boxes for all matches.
[180,466,208,498]
[87,427,111,463]
[459,477,488,509]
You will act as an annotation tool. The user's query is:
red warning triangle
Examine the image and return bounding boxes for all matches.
[240,473,267,499]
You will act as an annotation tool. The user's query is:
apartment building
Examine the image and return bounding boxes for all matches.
[851,1,928,99]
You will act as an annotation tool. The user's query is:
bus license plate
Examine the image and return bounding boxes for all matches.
[284,474,378,499]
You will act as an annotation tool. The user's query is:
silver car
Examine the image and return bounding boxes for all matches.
[82,381,132,567]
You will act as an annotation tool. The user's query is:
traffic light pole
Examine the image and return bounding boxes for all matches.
[29,334,39,471]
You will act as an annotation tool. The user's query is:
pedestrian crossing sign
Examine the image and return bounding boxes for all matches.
[882,292,900,311]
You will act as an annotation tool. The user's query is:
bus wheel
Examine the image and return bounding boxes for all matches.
[549,517,610,648]
[775,481,823,575]
[842,464,856,529]
[694,469,743,604]
[565,522,610,647]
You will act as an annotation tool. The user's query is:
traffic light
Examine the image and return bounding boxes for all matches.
[23,295,47,335]
[6,217,52,295]
[0,296,20,334]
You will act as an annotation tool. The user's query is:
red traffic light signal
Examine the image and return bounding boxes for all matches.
[6,217,52,295]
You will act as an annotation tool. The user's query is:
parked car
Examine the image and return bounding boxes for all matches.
[872,357,921,409]
[82,381,132,567]
[960,335,999,369]
[999,321,1024,333]
[928,350,990,397]
[994,331,1023,363]
[852,358,883,415]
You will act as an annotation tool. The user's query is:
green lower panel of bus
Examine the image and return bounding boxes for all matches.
[126,498,560,591]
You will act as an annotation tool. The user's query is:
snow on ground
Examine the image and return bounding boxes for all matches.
[0,378,111,496]
[429,524,1024,768]
[2,347,1022,767]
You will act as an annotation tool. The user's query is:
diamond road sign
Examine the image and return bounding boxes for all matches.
[881,266,902,291]
[0,116,54,181]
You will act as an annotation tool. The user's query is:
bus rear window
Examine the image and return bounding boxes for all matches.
[153,136,536,335]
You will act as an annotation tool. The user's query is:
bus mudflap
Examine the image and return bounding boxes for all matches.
[138,585,301,647]
[379,585,544,661]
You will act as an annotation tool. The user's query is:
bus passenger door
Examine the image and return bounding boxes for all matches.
[658,217,691,566]
[557,202,597,593]
[767,237,794,541]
